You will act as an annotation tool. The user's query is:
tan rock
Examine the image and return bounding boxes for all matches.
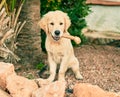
[32,81,66,97]
[0,88,11,97]
[73,83,120,97]
[6,74,38,97]
[0,62,15,90]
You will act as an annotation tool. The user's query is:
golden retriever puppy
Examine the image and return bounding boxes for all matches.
[39,10,83,82]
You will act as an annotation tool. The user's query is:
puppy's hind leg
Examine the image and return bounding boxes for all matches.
[70,57,83,80]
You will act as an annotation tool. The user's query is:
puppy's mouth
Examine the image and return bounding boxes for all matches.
[51,30,61,41]
[52,36,60,41]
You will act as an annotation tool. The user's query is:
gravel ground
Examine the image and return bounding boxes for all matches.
[66,44,120,96]
[16,44,120,97]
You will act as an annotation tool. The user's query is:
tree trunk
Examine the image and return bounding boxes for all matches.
[16,0,42,65]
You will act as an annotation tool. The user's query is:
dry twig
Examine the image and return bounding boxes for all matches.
[0,1,26,62]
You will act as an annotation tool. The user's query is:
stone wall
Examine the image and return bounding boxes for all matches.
[86,0,120,5]
[86,5,120,33]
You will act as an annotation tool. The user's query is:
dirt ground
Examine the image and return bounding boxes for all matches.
[15,44,120,97]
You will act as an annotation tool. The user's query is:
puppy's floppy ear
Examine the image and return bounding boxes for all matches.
[64,13,71,32]
[38,15,48,34]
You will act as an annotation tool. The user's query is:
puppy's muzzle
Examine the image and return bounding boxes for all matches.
[52,30,61,41]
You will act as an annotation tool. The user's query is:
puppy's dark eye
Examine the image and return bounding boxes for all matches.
[50,22,54,25]
[60,22,63,25]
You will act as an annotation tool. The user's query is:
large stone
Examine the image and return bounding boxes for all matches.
[32,81,66,97]
[6,74,38,97]
[73,83,120,97]
[0,62,15,90]
[0,88,11,97]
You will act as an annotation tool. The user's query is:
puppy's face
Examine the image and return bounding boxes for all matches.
[48,16,65,41]
[39,10,71,41]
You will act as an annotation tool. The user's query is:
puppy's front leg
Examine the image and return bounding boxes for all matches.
[47,53,57,82]
[58,56,69,81]
[34,54,56,86]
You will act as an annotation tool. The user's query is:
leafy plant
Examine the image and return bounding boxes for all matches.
[40,0,90,50]
[6,0,25,12]
[0,0,26,62]
[36,62,45,70]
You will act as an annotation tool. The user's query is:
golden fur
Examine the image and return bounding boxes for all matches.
[39,10,83,82]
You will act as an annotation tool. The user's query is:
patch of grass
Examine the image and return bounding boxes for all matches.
[26,73,35,79]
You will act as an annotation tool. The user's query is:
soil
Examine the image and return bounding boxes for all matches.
[15,44,120,97]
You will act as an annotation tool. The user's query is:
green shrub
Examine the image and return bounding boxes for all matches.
[36,62,45,70]
[6,0,25,12]
[40,0,90,50]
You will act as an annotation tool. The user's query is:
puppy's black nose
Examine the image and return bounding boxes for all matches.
[55,30,60,36]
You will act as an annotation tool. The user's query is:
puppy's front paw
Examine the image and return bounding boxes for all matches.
[34,78,51,87]
[58,78,66,82]
[76,74,83,80]
[58,76,66,82]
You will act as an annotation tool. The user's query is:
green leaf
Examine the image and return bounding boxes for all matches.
[36,62,45,70]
